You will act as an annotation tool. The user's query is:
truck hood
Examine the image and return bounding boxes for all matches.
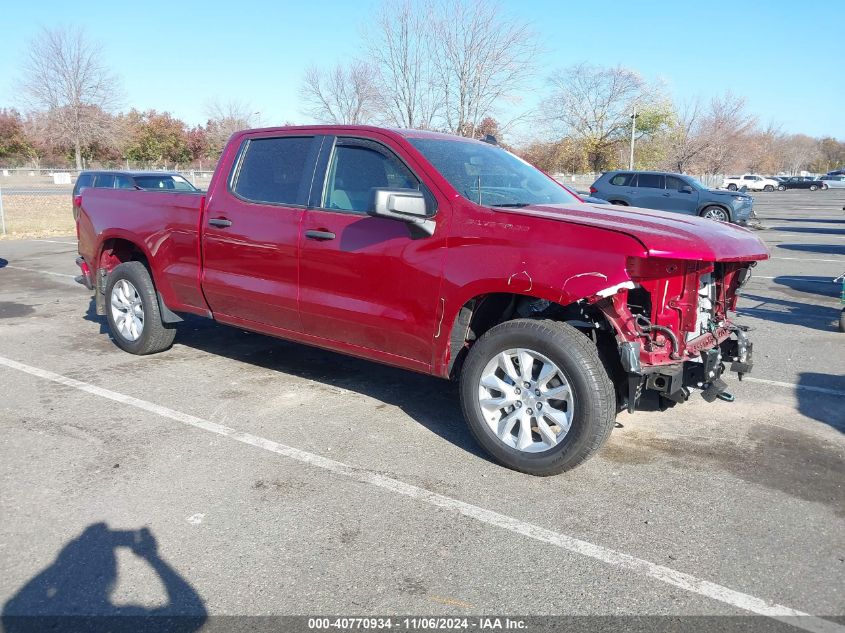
[504,202,769,262]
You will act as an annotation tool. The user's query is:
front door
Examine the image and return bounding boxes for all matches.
[201,134,321,332]
[662,175,698,214]
[298,135,447,367]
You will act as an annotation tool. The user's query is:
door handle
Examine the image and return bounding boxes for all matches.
[208,218,232,228]
[305,229,336,241]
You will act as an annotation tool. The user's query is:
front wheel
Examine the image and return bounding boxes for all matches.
[700,206,730,222]
[809,185,818,191]
[727,184,737,191]
[105,261,176,355]
[459,319,616,475]
[778,185,786,191]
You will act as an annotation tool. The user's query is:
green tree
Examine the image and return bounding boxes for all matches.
[122,110,191,167]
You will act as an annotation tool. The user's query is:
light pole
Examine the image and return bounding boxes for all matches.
[629,107,639,170]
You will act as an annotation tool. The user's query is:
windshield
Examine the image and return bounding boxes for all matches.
[133,175,198,192]
[409,138,578,207]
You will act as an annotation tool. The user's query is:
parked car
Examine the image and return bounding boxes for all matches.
[777,176,824,191]
[721,174,780,192]
[827,168,845,176]
[590,171,753,223]
[73,125,768,475]
[73,171,199,220]
[819,175,845,189]
[560,183,609,205]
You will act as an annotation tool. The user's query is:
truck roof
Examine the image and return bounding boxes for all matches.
[232,125,484,143]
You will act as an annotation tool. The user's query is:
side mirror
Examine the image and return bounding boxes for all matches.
[369,188,436,236]
[680,185,693,194]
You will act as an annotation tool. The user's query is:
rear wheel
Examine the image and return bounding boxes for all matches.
[809,185,818,191]
[764,185,774,192]
[700,206,730,222]
[727,184,737,191]
[459,319,616,475]
[105,261,176,355]
[778,185,786,191]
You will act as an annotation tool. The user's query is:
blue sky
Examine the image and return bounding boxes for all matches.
[2,0,843,141]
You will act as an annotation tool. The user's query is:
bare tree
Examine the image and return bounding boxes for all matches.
[19,27,121,170]
[695,93,758,174]
[204,99,260,157]
[365,0,440,129]
[779,134,821,174]
[545,63,668,171]
[431,0,538,137]
[299,62,379,125]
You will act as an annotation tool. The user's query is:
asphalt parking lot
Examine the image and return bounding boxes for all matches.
[0,189,843,631]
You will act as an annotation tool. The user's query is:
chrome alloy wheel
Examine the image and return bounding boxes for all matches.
[477,348,575,453]
[703,207,729,221]
[110,279,144,341]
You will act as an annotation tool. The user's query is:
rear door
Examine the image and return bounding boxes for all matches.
[297,134,447,367]
[632,173,665,209]
[201,134,322,332]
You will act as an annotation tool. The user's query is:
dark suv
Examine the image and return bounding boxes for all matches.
[590,171,753,224]
[72,171,199,219]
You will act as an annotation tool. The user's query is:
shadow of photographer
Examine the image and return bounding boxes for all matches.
[2,522,206,632]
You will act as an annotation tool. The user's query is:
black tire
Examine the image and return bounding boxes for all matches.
[727,184,737,191]
[809,185,818,191]
[778,185,786,191]
[700,205,731,222]
[821,184,829,190]
[105,261,176,355]
[764,185,774,192]
[459,319,616,476]
[609,200,628,206]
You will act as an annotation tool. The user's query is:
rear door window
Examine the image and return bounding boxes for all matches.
[635,173,664,188]
[94,174,115,188]
[232,136,314,205]
[609,173,632,186]
[115,175,135,189]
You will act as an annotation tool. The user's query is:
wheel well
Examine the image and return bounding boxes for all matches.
[98,238,149,274]
[609,200,628,206]
[446,293,620,380]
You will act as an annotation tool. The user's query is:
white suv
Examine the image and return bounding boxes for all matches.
[721,174,779,192]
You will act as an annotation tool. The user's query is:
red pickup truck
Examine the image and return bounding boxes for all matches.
[74,125,768,475]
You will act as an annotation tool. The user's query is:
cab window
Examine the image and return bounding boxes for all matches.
[232,136,313,205]
[322,139,418,213]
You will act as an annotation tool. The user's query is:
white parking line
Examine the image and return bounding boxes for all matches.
[752,276,837,284]
[3,265,76,281]
[770,257,843,263]
[742,376,845,398]
[0,355,839,633]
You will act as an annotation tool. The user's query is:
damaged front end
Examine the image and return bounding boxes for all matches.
[594,257,756,412]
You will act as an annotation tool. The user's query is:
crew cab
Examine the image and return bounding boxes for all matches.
[74,126,768,475]
[722,174,779,192]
